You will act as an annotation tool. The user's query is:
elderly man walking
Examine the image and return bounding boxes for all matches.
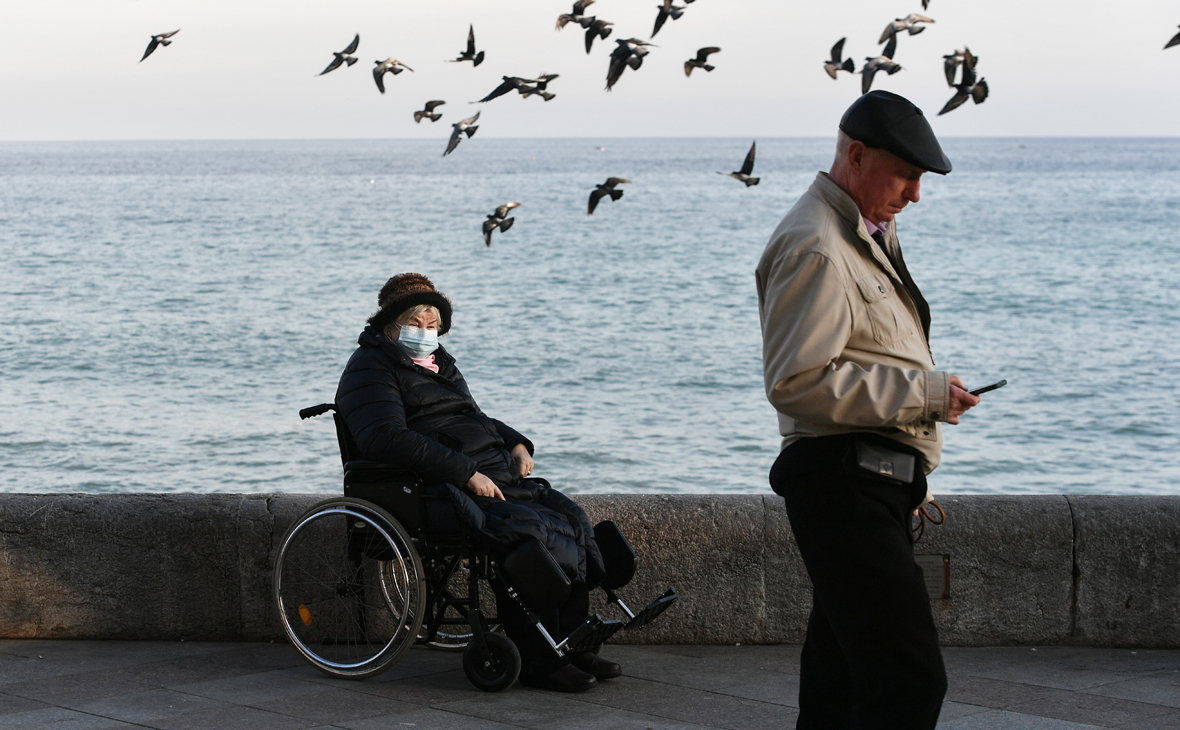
[756,90,979,729]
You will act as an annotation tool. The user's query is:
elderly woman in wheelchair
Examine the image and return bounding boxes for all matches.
[275,273,675,693]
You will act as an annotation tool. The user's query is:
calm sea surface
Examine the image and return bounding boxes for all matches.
[1,138,1178,495]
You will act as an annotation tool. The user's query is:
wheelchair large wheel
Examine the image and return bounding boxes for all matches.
[274,497,426,679]
[462,632,521,692]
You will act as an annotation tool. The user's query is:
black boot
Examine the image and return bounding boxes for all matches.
[571,651,622,680]
[520,663,598,692]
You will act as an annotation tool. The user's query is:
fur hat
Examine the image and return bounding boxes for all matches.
[368,273,453,334]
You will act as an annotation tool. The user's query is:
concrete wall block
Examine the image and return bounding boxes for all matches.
[758,495,811,644]
[577,495,771,644]
[1070,496,1180,648]
[917,495,1074,646]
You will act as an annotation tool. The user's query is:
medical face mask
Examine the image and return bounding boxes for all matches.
[396,326,439,359]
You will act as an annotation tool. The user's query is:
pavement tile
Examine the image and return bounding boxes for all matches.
[252,687,422,724]
[128,644,306,687]
[1007,689,1175,727]
[173,668,336,704]
[0,691,50,715]
[529,706,725,729]
[942,647,1178,691]
[580,676,795,730]
[710,672,800,707]
[1081,670,1180,709]
[938,700,993,722]
[612,647,797,692]
[143,705,322,730]
[439,691,615,727]
[0,666,158,705]
[945,674,1067,709]
[337,706,526,729]
[345,669,488,706]
[0,706,136,729]
[937,709,1106,729]
[1116,708,1180,730]
[70,688,227,723]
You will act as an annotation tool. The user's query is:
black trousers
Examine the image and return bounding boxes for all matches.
[491,578,590,676]
[770,435,947,730]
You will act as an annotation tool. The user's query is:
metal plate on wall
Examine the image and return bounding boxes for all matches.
[914,554,950,600]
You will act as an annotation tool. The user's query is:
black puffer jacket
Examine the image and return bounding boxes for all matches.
[336,326,605,585]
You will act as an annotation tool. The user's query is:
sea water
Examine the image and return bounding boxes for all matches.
[1,138,1178,495]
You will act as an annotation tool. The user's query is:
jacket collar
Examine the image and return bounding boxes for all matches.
[808,172,901,283]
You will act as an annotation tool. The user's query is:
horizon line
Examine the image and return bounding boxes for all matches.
[3,135,1179,144]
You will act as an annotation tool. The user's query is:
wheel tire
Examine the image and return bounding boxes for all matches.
[462,632,521,692]
[274,497,425,680]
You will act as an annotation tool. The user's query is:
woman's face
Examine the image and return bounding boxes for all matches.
[385,309,440,340]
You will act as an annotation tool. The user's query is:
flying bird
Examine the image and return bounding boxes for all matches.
[320,34,360,76]
[579,17,614,53]
[483,202,521,247]
[476,75,559,103]
[718,142,760,187]
[556,0,596,29]
[606,38,654,91]
[824,38,856,79]
[140,30,180,62]
[879,14,935,44]
[449,25,485,67]
[942,47,978,86]
[372,58,413,93]
[861,36,901,94]
[444,112,480,157]
[652,0,686,38]
[1166,26,1180,49]
[414,100,446,123]
[588,178,630,215]
[922,0,931,8]
[685,47,720,77]
[938,58,988,115]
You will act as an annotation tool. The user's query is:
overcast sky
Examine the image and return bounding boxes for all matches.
[2,0,1178,140]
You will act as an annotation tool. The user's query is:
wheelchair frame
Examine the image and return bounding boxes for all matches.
[273,402,677,691]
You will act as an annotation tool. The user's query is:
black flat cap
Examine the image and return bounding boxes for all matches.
[839,90,952,175]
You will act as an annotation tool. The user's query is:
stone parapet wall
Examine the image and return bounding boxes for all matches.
[0,494,1176,647]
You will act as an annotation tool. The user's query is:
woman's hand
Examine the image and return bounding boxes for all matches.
[466,472,505,500]
[511,443,534,479]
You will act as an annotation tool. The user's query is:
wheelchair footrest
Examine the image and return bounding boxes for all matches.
[625,587,678,631]
[562,614,625,654]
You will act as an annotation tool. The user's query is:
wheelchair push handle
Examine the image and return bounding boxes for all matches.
[299,403,336,420]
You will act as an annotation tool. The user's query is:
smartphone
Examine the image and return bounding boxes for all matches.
[969,379,1007,396]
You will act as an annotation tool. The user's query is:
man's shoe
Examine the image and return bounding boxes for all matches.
[571,652,622,680]
[520,663,598,693]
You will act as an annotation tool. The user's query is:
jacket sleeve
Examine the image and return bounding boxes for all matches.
[336,357,479,487]
[757,247,950,427]
[491,419,534,456]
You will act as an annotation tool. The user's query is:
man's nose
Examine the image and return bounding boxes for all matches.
[904,180,921,204]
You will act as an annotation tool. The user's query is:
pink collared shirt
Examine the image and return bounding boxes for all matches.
[412,354,439,373]
[863,216,885,239]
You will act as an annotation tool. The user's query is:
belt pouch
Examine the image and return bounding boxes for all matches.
[843,436,916,485]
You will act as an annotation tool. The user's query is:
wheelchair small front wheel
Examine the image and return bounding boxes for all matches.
[462,632,521,692]
[274,497,425,680]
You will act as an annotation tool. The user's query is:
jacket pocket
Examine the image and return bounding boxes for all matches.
[855,274,912,346]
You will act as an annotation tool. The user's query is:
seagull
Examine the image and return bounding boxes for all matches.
[483,202,521,247]
[320,34,360,76]
[718,142,760,187]
[449,25,485,67]
[414,100,446,123]
[942,47,978,87]
[861,36,901,94]
[685,47,720,77]
[579,17,614,53]
[556,0,596,29]
[1166,26,1180,49]
[372,58,413,93]
[476,75,559,103]
[938,58,988,115]
[880,14,935,44]
[444,112,480,157]
[823,38,856,79]
[652,0,686,38]
[140,30,179,62]
[588,178,631,215]
[606,39,655,91]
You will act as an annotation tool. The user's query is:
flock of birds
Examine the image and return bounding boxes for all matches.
[135,9,1180,247]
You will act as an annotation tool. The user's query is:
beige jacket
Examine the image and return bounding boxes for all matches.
[755,172,950,477]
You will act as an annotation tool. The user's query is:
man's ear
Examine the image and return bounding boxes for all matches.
[848,141,866,172]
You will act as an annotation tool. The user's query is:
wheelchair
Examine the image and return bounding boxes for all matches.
[273,403,677,691]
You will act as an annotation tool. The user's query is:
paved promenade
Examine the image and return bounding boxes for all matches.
[0,640,1177,729]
